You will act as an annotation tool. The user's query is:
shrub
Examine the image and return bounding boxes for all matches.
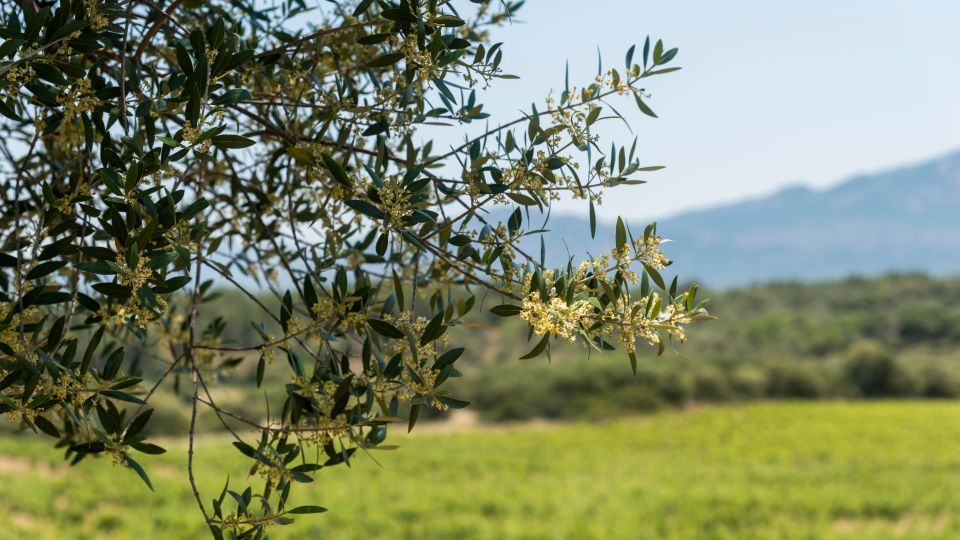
[843,342,916,397]
[691,368,732,401]
[729,366,769,399]
[919,366,960,398]
[766,364,828,399]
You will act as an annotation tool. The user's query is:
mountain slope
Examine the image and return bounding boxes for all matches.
[527,151,960,287]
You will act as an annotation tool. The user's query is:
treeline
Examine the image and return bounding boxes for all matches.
[169,272,960,362]
[179,273,960,423]
[454,343,960,421]
[8,272,953,436]
[451,273,960,421]
[686,273,960,357]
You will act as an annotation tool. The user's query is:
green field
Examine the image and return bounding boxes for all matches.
[2,401,959,539]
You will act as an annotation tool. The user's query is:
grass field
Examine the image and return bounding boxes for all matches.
[1,401,960,539]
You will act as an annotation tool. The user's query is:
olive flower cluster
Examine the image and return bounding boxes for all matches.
[520,295,593,343]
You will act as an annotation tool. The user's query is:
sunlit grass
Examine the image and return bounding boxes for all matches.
[1,401,959,539]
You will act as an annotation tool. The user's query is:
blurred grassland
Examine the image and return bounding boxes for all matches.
[2,401,960,539]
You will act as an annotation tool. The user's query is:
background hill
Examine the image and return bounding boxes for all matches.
[527,151,960,287]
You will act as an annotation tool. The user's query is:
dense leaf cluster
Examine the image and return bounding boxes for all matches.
[0,0,706,536]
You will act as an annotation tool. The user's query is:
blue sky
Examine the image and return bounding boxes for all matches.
[469,0,960,221]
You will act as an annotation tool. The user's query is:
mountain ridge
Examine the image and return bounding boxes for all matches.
[522,150,960,287]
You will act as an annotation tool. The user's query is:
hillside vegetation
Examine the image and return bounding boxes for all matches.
[455,273,960,420]
[7,273,952,434]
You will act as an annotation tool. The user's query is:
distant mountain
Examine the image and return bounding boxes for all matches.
[519,151,960,287]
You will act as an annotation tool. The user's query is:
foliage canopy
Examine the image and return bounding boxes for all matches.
[0,0,708,536]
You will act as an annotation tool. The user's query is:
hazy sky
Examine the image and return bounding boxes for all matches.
[468,0,960,221]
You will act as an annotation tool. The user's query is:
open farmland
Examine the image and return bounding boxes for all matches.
[1,401,959,539]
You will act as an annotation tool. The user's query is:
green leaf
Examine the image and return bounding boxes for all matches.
[126,409,153,439]
[179,199,209,221]
[175,42,193,75]
[644,264,666,290]
[159,275,192,293]
[642,36,651,68]
[303,276,318,312]
[392,269,405,311]
[211,134,256,149]
[256,354,266,388]
[362,119,389,136]
[407,404,420,432]
[76,261,120,276]
[131,442,166,455]
[352,0,374,16]
[419,312,447,346]
[433,15,466,27]
[586,105,602,126]
[92,283,132,299]
[101,390,145,405]
[212,88,252,106]
[358,33,392,45]
[125,455,154,491]
[33,415,60,438]
[646,67,682,77]
[490,304,522,317]
[615,217,627,248]
[102,348,125,380]
[232,441,256,458]
[367,52,404,68]
[367,318,405,339]
[225,50,254,72]
[81,327,104,376]
[25,260,67,280]
[321,153,353,188]
[0,100,24,122]
[288,505,328,515]
[506,192,538,206]
[519,335,549,360]
[660,47,678,65]
[186,84,201,126]
[146,251,178,270]
[634,94,657,118]
[434,347,464,370]
[381,8,416,23]
[344,199,385,219]
[437,396,470,409]
[589,199,597,239]
[280,290,293,332]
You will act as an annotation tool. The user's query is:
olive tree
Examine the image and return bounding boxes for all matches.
[0,0,709,536]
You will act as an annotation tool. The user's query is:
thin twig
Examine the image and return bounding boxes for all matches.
[11,130,40,349]
[186,186,212,526]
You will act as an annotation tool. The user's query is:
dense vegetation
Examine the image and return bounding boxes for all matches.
[0,0,710,534]
[458,273,960,420]
[46,272,959,431]
[3,401,960,539]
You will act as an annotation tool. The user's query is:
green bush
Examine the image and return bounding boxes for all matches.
[691,368,732,401]
[765,364,828,399]
[843,342,917,397]
[729,367,769,399]
[918,366,960,398]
